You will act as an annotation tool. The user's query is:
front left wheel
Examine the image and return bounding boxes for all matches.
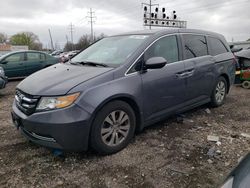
[90,101,136,155]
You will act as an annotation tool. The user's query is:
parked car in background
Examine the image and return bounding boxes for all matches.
[0,66,8,89]
[0,50,59,78]
[234,49,250,88]
[60,50,81,63]
[50,50,63,56]
[12,29,235,154]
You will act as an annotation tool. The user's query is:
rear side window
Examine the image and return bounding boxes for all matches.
[145,35,179,63]
[183,35,208,59]
[27,53,40,61]
[209,37,228,56]
[40,53,46,60]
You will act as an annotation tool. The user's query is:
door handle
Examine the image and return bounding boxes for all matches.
[176,72,187,78]
[176,69,195,78]
[185,69,195,77]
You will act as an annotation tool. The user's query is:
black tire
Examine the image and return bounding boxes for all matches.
[90,100,136,155]
[210,76,227,107]
[242,81,250,89]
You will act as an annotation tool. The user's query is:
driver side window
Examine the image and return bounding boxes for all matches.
[126,35,179,75]
[144,35,179,64]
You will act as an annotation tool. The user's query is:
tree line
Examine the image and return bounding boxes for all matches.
[0,32,106,51]
[0,32,42,50]
[63,33,106,51]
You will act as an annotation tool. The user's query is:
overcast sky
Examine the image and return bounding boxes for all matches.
[0,0,249,49]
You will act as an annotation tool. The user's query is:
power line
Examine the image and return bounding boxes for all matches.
[86,8,96,42]
[171,0,249,14]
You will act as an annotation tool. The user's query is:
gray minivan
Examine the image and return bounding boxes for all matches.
[11,29,235,154]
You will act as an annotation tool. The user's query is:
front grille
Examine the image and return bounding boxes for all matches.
[15,90,40,115]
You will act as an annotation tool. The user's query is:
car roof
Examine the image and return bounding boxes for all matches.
[112,28,224,38]
[0,50,49,60]
[6,50,46,54]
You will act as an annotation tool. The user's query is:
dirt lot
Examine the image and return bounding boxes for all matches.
[0,81,249,188]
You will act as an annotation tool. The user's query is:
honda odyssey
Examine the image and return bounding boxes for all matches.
[11,29,235,154]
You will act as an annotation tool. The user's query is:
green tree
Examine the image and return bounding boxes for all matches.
[10,32,42,50]
[0,33,7,43]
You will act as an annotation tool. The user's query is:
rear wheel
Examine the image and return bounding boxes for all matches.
[90,101,136,155]
[242,81,250,89]
[211,77,227,107]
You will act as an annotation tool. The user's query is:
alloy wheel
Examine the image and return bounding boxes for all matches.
[101,110,130,147]
[215,81,226,103]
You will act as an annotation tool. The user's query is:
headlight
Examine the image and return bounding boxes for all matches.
[36,92,80,111]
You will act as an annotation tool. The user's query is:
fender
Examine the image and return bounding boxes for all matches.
[75,74,144,131]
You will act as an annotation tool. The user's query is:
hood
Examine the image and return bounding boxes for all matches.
[17,63,113,96]
[235,49,250,59]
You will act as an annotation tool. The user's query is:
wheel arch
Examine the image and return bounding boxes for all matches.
[220,73,230,93]
[89,94,143,135]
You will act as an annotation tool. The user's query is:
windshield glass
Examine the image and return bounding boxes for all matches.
[71,35,149,67]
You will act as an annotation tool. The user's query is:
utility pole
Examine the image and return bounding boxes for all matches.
[142,0,159,29]
[48,29,54,51]
[86,8,96,43]
[66,35,69,44]
[69,22,74,51]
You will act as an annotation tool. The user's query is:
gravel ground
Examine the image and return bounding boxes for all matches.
[0,81,249,188]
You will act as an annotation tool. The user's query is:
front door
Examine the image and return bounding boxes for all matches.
[141,35,186,121]
[1,52,25,78]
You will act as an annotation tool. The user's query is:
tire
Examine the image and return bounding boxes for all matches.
[210,76,227,107]
[90,100,136,155]
[242,81,250,89]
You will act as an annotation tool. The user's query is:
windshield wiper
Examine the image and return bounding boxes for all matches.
[72,61,109,67]
[68,61,78,65]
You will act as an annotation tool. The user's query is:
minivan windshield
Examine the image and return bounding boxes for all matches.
[70,35,149,67]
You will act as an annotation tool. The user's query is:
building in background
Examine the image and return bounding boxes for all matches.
[0,44,29,56]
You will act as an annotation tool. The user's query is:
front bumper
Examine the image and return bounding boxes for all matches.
[12,101,92,151]
[0,76,8,89]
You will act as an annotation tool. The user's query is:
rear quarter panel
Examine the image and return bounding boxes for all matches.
[213,52,235,89]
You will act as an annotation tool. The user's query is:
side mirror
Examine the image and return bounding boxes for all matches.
[0,60,8,64]
[145,57,167,69]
